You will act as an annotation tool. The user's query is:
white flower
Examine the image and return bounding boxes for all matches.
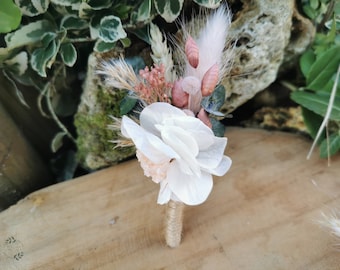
[121,102,232,205]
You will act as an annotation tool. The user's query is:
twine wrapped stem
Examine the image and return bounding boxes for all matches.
[165,200,185,248]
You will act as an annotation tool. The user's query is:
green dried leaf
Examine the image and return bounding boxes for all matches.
[98,15,127,43]
[0,0,22,33]
[60,43,77,67]
[307,45,340,91]
[291,91,340,121]
[120,95,137,116]
[201,85,226,117]
[210,118,225,137]
[154,0,184,23]
[31,39,57,77]
[193,0,221,8]
[319,133,340,158]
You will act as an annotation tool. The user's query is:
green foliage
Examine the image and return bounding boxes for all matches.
[154,0,184,23]
[0,0,22,33]
[0,0,227,178]
[193,0,221,8]
[201,85,226,136]
[291,4,340,157]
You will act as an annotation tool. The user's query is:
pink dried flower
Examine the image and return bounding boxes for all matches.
[135,64,173,104]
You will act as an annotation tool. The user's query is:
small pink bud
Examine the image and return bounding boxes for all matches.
[171,79,189,108]
[185,36,199,69]
[201,63,219,96]
[197,108,212,128]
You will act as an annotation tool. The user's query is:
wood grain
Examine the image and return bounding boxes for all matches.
[0,101,52,210]
[1,127,340,269]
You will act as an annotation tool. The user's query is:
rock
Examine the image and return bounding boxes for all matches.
[74,51,135,170]
[220,0,314,113]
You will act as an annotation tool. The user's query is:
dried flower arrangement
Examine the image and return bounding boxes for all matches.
[98,5,233,248]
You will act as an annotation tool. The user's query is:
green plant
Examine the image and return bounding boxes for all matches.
[1,0,222,150]
[0,0,22,33]
[291,0,340,158]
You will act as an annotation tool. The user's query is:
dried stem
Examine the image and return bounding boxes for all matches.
[165,200,185,248]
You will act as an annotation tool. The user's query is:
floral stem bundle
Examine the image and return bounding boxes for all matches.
[165,200,184,248]
[98,5,233,247]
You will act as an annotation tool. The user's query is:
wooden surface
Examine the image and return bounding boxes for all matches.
[0,101,52,211]
[1,127,340,269]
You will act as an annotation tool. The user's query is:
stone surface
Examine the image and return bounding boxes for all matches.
[74,51,135,170]
[220,0,314,113]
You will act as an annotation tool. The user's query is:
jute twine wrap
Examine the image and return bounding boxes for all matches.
[165,200,185,248]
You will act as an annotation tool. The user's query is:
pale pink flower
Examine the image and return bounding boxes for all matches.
[121,102,231,205]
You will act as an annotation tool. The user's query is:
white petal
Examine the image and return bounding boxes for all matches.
[205,155,232,176]
[157,181,172,205]
[140,102,186,135]
[197,136,227,169]
[170,116,214,150]
[121,116,179,163]
[161,126,200,176]
[167,160,213,205]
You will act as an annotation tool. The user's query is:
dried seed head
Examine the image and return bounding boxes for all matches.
[201,63,219,96]
[185,36,199,69]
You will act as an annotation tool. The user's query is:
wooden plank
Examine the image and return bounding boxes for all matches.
[0,101,52,211]
[1,127,340,269]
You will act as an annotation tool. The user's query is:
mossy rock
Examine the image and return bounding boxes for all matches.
[74,52,135,170]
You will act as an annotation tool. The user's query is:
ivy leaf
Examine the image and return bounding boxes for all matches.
[87,0,112,10]
[193,0,221,8]
[154,0,184,23]
[15,0,50,17]
[306,45,340,91]
[137,0,151,22]
[130,25,151,44]
[31,39,57,77]
[50,0,81,10]
[3,51,28,75]
[5,20,55,49]
[0,0,22,33]
[319,133,340,158]
[291,91,340,121]
[60,15,88,30]
[98,15,127,43]
[60,43,77,67]
[93,39,116,53]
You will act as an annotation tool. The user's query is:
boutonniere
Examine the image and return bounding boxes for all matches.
[98,5,233,248]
